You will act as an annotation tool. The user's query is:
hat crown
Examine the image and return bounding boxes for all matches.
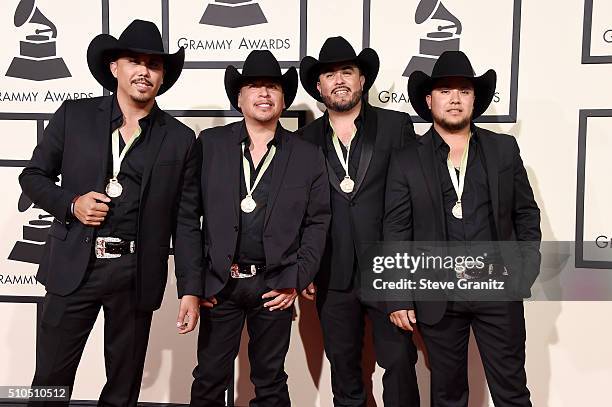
[242,50,282,78]
[318,36,357,63]
[431,50,475,79]
[117,19,165,53]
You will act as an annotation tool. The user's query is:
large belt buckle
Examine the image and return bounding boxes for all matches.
[230,264,257,279]
[95,237,122,259]
[488,264,509,277]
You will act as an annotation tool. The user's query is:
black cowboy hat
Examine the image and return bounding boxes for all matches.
[224,50,298,112]
[87,19,184,95]
[299,36,380,103]
[408,50,496,122]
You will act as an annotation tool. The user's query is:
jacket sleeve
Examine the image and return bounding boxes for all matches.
[296,147,331,291]
[19,101,77,224]
[509,137,542,298]
[172,133,204,298]
[382,149,415,313]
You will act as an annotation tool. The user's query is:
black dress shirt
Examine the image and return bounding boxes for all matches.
[234,122,281,265]
[432,128,497,243]
[323,105,365,183]
[97,97,156,241]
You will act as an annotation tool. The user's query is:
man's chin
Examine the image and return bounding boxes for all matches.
[249,112,281,123]
[322,90,362,113]
[130,93,155,105]
[435,115,471,132]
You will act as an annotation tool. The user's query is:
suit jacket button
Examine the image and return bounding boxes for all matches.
[84,237,91,244]
[349,201,355,207]
[234,226,239,232]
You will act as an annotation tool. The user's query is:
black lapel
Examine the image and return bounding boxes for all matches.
[264,126,293,228]
[310,115,348,200]
[417,129,446,239]
[95,97,113,190]
[475,128,501,234]
[352,104,377,197]
[226,122,243,219]
[326,159,346,197]
[140,112,168,200]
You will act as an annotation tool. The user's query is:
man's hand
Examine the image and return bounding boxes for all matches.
[176,295,200,334]
[74,191,111,226]
[262,288,298,311]
[200,296,217,309]
[301,282,316,301]
[389,309,417,331]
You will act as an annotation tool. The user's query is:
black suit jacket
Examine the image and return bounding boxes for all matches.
[299,103,416,290]
[384,126,542,325]
[199,121,331,298]
[19,96,203,311]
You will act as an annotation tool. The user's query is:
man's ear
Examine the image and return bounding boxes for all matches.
[110,61,118,79]
[316,81,322,96]
[426,94,432,110]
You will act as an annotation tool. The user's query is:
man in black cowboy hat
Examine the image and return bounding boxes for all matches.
[20,19,202,406]
[298,36,420,407]
[384,50,541,406]
[189,49,330,407]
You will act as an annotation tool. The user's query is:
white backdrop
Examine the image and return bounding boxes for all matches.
[1,0,612,406]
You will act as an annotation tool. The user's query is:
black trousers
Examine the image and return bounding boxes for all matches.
[316,282,420,407]
[29,253,153,407]
[418,301,531,407]
[190,272,293,407]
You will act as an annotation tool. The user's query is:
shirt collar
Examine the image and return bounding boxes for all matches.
[431,124,479,151]
[323,99,367,136]
[111,95,159,128]
[239,120,283,148]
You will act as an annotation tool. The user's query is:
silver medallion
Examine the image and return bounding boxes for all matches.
[452,201,463,219]
[240,195,257,213]
[340,176,355,194]
[105,178,123,198]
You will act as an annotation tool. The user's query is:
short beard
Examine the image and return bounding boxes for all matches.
[433,113,472,133]
[322,88,362,113]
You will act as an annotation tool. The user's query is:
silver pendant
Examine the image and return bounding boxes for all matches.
[105,178,123,198]
[240,195,257,213]
[340,176,355,193]
[452,201,463,219]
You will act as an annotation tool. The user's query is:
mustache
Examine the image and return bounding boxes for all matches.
[131,77,153,86]
[332,86,351,94]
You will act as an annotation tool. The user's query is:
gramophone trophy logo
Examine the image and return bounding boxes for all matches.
[403,0,462,77]
[5,0,71,81]
[166,0,305,69]
[200,0,267,28]
[8,192,51,264]
[367,0,520,122]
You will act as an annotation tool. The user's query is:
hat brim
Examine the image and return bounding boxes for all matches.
[224,66,298,112]
[408,69,497,122]
[299,48,380,103]
[87,34,185,95]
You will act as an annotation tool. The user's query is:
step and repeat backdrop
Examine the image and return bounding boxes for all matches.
[1,0,612,406]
